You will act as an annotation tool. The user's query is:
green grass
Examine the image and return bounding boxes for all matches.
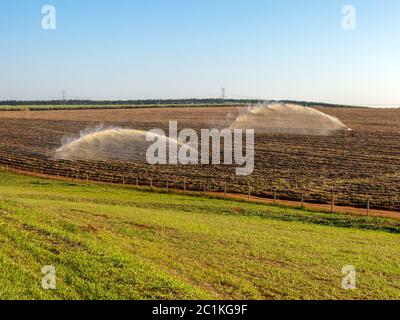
[0,171,399,300]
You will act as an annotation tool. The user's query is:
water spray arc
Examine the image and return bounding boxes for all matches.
[55,127,196,163]
[230,103,351,136]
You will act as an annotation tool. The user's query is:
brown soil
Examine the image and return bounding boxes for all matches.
[0,106,399,211]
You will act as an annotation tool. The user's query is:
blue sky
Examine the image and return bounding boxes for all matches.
[0,0,399,105]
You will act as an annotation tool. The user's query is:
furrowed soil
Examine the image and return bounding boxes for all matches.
[0,106,399,211]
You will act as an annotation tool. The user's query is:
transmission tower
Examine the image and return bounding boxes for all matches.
[61,90,67,104]
[221,87,226,100]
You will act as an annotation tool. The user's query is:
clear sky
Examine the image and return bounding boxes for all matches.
[0,0,399,105]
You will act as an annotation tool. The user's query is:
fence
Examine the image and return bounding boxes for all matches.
[1,160,397,216]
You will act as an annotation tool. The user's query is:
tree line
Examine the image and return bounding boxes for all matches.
[0,99,362,108]
[0,99,264,106]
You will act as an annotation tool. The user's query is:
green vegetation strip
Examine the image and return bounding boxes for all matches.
[0,172,399,299]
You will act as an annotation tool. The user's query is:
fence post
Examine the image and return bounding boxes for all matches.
[301,192,304,209]
[331,193,335,213]
[166,180,169,193]
[224,181,227,197]
[150,178,153,189]
[248,185,251,201]
[183,179,186,192]
[367,198,370,216]
[274,189,277,204]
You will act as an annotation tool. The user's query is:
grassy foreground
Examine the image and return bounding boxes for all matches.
[0,171,399,300]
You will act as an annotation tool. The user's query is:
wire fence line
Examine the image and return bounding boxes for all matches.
[1,160,398,216]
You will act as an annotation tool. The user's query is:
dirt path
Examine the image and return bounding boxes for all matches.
[215,192,400,220]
